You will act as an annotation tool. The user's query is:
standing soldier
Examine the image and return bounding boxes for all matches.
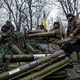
[57,13,80,57]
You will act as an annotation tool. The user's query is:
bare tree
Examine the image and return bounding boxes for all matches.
[0,0,54,31]
[56,0,79,16]
[2,0,26,31]
[0,0,3,9]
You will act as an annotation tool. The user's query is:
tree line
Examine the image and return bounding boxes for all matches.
[0,0,80,31]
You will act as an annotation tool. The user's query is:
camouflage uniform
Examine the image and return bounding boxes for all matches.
[66,17,80,44]
[50,21,63,43]
[0,20,15,44]
[61,16,80,57]
[53,28,61,40]
[1,23,14,33]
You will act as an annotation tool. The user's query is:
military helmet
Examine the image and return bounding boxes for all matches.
[53,21,60,27]
[66,13,74,19]
[6,20,11,25]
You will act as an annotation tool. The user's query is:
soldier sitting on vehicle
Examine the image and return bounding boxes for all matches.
[36,25,47,31]
[50,21,65,44]
[57,13,80,57]
[0,20,15,44]
[36,25,44,30]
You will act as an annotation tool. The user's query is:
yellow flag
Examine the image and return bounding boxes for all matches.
[42,10,47,28]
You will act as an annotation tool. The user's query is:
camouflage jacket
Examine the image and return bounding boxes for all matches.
[66,17,80,44]
[1,24,15,33]
[50,28,61,43]
[52,28,61,39]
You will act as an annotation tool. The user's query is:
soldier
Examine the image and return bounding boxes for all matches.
[57,13,80,57]
[1,20,15,33]
[50,21,64,43]
[36,25,44,30]
[0,20,15,44]
[36,24,47,31]
[36,25,47,33]
[51,21,61,38]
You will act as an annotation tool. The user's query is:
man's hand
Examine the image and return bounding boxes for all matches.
[6,30,11,34]
[69,33,74,38]
[56,40,63,45]
[35,77,42,80]
[55,40,63,47]
[1,33,6,36]
[56,37,72,45]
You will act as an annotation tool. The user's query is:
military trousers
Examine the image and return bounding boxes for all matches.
[61,41,80,57]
